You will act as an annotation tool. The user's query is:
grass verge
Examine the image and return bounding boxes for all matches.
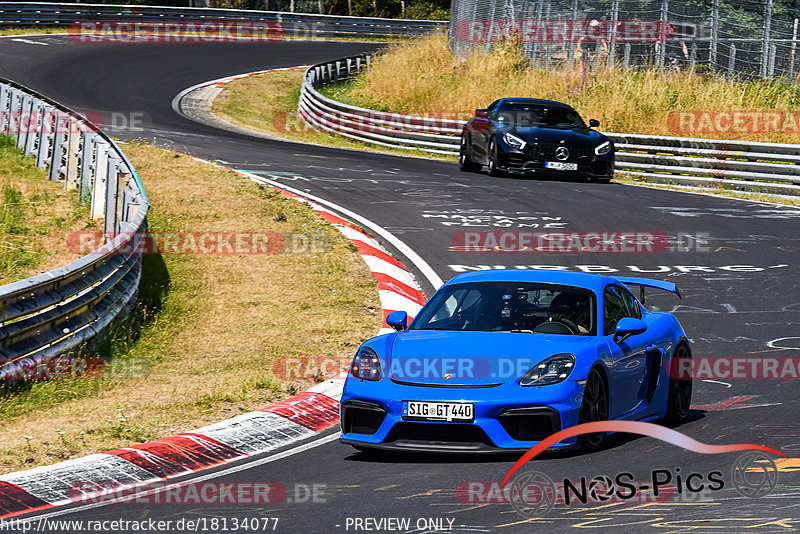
[0,142,379,473]
[0,134,91,285]
[211,68,453,161]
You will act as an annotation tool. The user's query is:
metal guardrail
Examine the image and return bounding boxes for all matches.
[299,54,800,195]
[0,77,149,380]
[0,3,447,39]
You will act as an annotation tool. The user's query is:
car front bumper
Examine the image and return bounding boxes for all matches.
[340,377,585,452]
[496,146,614,178]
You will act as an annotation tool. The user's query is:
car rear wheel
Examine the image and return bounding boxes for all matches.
[578,367,608,450]
[459,134,481,172]
[665,344,692,424]
[487,139,504,177]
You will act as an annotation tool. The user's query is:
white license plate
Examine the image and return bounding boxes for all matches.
[402,401,474,422]
[545,161,578,171]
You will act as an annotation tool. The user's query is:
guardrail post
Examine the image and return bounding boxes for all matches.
[104,155,120,235]
[17,94,31,151]
[65,118,81,190]
[728,43,736,73]
[8,89,21,139]
[334,60,340,83]
[0,84,8,134]
[791,19,799,78]
[116,163,131,227]
[91,140,109,222]
[24,100,41,157]
[36,106,54,170]
[49,114,68,181]
[623,43,631,70]
[79,133,96,206]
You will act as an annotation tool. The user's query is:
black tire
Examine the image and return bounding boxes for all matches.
[595,177,612,184]
[459,134,481,172]
[665,344,693,424]
[487,138,504,177]
[578,367,609,451]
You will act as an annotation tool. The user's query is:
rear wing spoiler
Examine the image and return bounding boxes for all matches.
[616,277,682,302]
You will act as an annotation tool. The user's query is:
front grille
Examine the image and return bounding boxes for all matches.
[526,143,592,161]
[342,401,386,435]
[499,407,561,442]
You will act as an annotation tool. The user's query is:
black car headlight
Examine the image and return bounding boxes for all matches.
[503,132,527,150]
[350,346,382,381]
[595,140,612,156]
[520,354,575,386]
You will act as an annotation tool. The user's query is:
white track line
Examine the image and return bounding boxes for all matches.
[245,172,444,290]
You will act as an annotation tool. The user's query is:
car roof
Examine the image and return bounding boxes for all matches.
[496,97,572,108]
[445,269,619,294]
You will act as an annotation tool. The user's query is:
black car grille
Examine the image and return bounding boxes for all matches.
[498,407,561,442]
[526,143,592,161]
[342,401,386,435]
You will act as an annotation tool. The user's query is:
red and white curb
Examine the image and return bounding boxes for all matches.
[0,164,428,519]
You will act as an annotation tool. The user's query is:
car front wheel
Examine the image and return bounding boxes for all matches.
[578,367,609,450]
[487,138,504,177]
[459,134,481,172]
[665,344,692,424]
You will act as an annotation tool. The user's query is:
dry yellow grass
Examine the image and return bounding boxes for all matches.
[348,34,800,144]
[0,135,90,285]
[0,143,379,473]
[212,69,453,161]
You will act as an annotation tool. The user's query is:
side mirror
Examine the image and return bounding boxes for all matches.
[475,109,489,119]
[386,310,408,332]
[589,119,600,128]
[613,317,647,343]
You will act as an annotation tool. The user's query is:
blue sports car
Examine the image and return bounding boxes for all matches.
[340,270,691,453]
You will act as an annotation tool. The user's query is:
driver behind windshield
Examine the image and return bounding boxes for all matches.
[546,292,590,334]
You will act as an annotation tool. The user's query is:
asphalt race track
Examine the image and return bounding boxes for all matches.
[1,35,799,533]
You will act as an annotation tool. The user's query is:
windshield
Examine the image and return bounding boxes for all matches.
[411,282,596,335]
[495,104,586,129]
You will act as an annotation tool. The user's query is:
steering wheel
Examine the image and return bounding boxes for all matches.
[554,316,579,335]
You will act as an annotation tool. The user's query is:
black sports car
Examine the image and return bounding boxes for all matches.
[459,98,615,182]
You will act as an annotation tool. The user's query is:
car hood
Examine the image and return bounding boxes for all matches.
[503,126,606,145]
[386,330,599,385]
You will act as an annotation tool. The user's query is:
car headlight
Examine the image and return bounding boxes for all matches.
[503,133,526,150]
[350,346,381,381]
[520,354,575,387]
[595,140,612,156]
